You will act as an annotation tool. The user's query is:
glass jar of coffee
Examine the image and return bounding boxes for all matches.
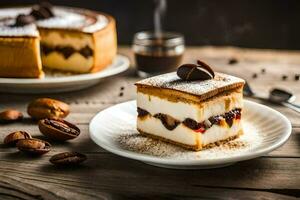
[133,31,185,77]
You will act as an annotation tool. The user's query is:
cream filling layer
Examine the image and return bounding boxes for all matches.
[137,116,242,146]
[42,53,93,73]
[137,92,243,122]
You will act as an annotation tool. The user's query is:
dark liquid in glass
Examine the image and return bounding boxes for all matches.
[135,53,183,73]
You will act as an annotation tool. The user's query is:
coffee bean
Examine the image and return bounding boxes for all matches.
[27,98,70,120]
[295,74,299,81]
[261,68,266,74]
[0,109,23,123]
[50,152,87,166]
[282,75,288,80]
[177,64,197,80]
[228,58,238,65]
[39,1,54,13]
[30,7,46,20]
[16,138,51,155]
[4,131,31,146]
[252,73,257,79]
[119,92,124,97]
[30,2,54,20]
[14,14,35,26]
[38,118,80,141]
[197,60,215,77]
[177,60,214,81]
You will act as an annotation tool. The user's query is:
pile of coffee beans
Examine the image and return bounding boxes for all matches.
[1,98,86,166]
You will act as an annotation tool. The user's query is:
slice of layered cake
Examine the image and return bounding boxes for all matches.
[135,60,245,151]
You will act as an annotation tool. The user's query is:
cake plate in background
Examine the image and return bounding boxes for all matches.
[0,55,129,94]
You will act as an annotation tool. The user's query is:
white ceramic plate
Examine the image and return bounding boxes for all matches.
[0,55,129,94]
[89,100,292,169]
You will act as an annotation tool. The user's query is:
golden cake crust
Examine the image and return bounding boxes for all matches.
[0,37,43,78]
[91,15,117,73]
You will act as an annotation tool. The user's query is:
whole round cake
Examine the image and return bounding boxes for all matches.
[0,2,117,78]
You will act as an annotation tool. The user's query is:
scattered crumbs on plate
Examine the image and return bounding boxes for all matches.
[252,73,258,79]
[282,75,288,81]
[115,122,262,160]
[228,57,239,65]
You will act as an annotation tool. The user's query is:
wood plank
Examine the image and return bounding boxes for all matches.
[0,175,298,200]
[0,155,299,197]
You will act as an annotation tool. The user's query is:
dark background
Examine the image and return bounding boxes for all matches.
[1,0,299,50]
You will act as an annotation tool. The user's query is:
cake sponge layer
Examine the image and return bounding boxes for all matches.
[41,52,94,73]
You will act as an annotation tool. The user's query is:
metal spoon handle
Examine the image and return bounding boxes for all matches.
[282,102,300,113]
[288,102,300,109]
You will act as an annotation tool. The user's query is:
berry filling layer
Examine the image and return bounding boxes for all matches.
[137,107,241,133]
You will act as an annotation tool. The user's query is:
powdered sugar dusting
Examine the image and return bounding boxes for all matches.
[0,24,39,37]
[37,7,108,32]
[0,8,38,37]
[0,6,108,36]
[0,8,30,18]
[136,72,245,99]
[115,121,262,160]
[37,8,87,29]
[83,15,108,33]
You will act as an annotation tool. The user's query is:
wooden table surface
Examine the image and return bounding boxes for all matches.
[0,46,299,200]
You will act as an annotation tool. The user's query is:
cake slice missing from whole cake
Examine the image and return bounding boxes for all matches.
[135,61,245,151]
